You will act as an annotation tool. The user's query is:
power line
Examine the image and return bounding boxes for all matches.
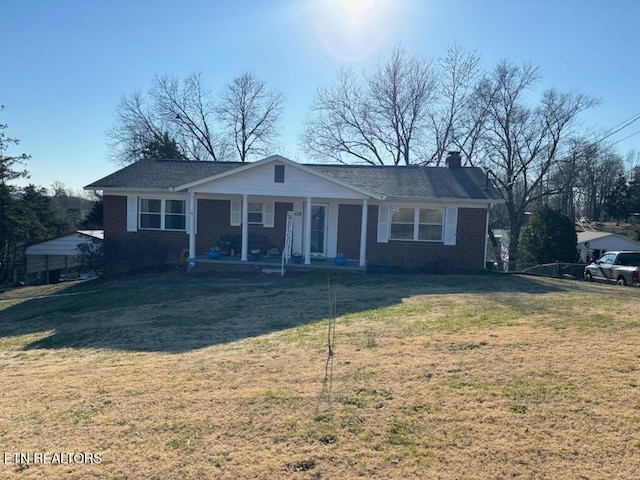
[594,112,640,144]
[599,112,640,136]
[611,128,640,146]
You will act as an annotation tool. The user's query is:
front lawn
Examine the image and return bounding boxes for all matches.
[1,271,638,479]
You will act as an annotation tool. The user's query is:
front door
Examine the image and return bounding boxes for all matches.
[310,204,327,255]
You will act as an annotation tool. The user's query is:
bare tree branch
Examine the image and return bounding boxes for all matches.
[302,45,438,165]
[151,73,229,162]
[473,60,598,268]
[217,72,284,162]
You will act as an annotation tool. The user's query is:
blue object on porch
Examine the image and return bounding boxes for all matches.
[334,256,347,266]
[208,251,221,259]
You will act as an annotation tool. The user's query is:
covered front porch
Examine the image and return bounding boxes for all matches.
[191,252,367,273]
[175,156,382,270]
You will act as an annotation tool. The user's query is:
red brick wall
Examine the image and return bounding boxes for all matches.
[105,195,488,271]
[337,204,488,271]
[103,195,127,238]
[195,199,293,255]
[103,195,189,268]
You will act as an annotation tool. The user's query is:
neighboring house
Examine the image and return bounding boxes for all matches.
[578,231,640,263]
[24,230,104,283]
[85,153,503,271]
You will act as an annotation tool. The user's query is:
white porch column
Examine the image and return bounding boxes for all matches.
[359,199,368,267]
[304,197,312,264]
[241,194,249,261]
[188,192,196,259]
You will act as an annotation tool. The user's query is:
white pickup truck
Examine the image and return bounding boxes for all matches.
[584,251,640,286]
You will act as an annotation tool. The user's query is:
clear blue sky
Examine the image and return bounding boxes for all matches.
[2,0,639,192]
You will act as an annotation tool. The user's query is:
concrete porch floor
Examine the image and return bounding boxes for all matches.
[192,254,366,273]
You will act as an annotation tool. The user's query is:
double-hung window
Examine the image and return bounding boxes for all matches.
[247,203,264,224]
[390,207,444,242]
[139,198,186,231]
[140,199,162,229]
[230,200,274,227]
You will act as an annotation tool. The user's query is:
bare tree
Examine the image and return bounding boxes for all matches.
[427,43,483,166]
[367,45,438,165]
[302,45,438,165]
[303,68,381,164]
[110,71,285,164]
[106,91,168,165]
[473,60,598,269]
[150,72,229,162]
[217,72,284,162]
[578,140,624,221]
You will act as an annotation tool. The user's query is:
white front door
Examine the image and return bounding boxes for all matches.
[310,204,328,256]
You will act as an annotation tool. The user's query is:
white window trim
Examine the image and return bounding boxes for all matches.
[230,200,275,228]
[389,206,445,242]
[139,198,187,231]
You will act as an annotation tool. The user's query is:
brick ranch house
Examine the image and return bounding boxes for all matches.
[85,153,503,272]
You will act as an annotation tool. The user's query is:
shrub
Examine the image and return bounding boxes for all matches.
[519,206,577,264]
[76,238,104,277]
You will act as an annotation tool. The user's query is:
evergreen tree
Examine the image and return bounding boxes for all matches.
[628,166,640,216]
[0,106,30,282]
[604,174,629,225]
[79,196,103,229]
[519,205,577,264]
[141,131,184,160]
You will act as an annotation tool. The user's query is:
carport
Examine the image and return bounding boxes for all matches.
[24,230,103,284]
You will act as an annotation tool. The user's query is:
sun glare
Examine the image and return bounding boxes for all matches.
[313,0,393,62]
[335,0,377,15]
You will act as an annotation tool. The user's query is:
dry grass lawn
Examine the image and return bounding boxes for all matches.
[0,270,639,479]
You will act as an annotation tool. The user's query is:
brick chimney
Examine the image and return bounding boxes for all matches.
[446,151,462,168]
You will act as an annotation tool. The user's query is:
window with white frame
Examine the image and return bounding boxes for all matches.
[230,200,274,227]
[140,199,162,229]
[247,202,264,224]
[139,198,186,231]
[390,207,444,241]
[165,199,186,230]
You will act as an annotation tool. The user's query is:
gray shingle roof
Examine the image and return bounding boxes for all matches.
[85,158,502,202]
[309,164,501,201]
[84,159,242,190]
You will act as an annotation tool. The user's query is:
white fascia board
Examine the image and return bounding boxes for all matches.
[104,188,186,198]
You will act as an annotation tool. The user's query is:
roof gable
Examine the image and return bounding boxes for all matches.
[174,155,382,199]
